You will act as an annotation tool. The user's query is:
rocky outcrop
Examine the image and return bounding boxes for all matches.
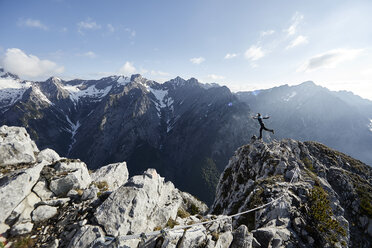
[91,162,128,191]
[0,125,39,166]
[211,138,372,248]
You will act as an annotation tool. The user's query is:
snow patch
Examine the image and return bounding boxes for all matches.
[66,115,81,155]
[117,76,130,86]
[33,86,53,105]
[283,91,297,101]
[0,77,31,109]
[369,119,372,132]
[62,84,112,103]
[145,86,175,114]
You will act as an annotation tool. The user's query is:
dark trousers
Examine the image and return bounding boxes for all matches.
[259,125,273,139]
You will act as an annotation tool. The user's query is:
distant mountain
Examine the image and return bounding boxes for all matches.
[0,69,255,204]
[236,81,372,166]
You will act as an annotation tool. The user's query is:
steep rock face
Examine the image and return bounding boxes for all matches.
[211,138,372,248]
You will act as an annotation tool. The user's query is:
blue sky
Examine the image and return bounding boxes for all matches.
[1,0,372,99]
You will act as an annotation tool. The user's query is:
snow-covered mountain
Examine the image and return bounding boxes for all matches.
[0,69,254,204]
[1,68,372,204]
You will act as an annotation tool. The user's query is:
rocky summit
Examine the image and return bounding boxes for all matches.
[211,137,372,248]
[1,125,372,248]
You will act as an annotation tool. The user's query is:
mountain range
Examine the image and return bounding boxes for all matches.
[1,67,372,204]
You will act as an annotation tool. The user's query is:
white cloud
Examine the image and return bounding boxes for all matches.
[119,61,136,75]
[286,35,308,49]
[190,57,205,64]
[82,51,96,58]
[151,70,170,76]
[18,18,48,30]
[285,12,304,36]
[224,53,238,59]
[107,24,115,33]
[125,28,136,38]
[361,66,372,76]
[1,48,64,79]
[244,46,265,61]
[207,74,225,80]
[260,30,275,37]
[77,19,101,34]
[298,48,364,72]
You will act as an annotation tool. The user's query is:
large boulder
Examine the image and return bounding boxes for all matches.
[32,205,58,222]
[49,160,92,196]
[37,148,60,164]
[0,162,45,223]
[95,169,183,237]
[67,225,105,248]
[0,125,39,166]
[91,162,129,191]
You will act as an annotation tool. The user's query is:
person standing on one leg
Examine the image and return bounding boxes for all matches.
[252,113,274,139]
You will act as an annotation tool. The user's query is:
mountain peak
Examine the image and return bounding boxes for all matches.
[299,80,316,87]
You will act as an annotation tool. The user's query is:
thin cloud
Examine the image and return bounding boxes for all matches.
[224,53,238,59]
[119,61,136,75]
[190,57,205,64]
[107,24,115,33]
[298,48,364,72]
[81,51,97,58]
[244,46,265,61]
[18,18,48,30]
[77,19,101,34]
[260,30,275,37]
[125,28,136,38]
[207,74,225,80]
[285,12,304,36]
[151,70,170,76]
[286,35,308,49]
[1,48,64,79]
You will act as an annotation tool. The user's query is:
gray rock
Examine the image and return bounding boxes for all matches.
[68,225,105,248]
[230,225,253,248]
[32,205,58,222]
[37,148,60,164]
[252,227,276,248]
[7,192,40,224]
[0,223,10,234]
[178,226,207,248]
[49,162,92,196]
[179,191,208,215]
[0,162,44,223]
[0,125,39,166]
[91,162,129,191]
[81,186,99,201]
[95,169,182,236]
[10,222,34,235]
[32,180,55,200]
[215,231,233,248]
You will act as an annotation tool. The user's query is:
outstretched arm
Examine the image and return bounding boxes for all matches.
[252,116,258,119]
[263,116,270,119]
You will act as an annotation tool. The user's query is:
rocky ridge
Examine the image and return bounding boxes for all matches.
[211,137,372,247]
[1,125,372,248]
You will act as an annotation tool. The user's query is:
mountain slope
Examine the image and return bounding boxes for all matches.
[0,70,256,204]
[237,81,372,166]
